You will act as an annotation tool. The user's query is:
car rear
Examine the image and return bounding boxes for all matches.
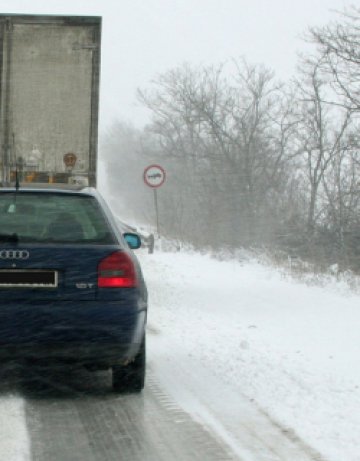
[0,187,147,390]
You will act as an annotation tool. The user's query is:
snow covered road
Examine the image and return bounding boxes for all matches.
[0,394,30,461]
[140,249,360,461]
[0,364,233,461]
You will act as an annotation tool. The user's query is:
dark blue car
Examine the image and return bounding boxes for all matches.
[0,186,147,392]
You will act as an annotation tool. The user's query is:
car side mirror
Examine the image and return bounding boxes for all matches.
[123,232,141,250]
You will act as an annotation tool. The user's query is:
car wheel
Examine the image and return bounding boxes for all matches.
[112,335,146,393]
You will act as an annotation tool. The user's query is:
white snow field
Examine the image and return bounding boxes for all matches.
[140,249,360,461]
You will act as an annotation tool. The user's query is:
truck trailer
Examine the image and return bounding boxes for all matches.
[0,14,101,187]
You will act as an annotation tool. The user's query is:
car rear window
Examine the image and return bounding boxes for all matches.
[0,192,117,244]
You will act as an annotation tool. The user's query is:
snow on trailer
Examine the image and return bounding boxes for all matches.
[0,14,101,188]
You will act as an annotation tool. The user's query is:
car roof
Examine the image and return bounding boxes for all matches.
[0,184,98,197]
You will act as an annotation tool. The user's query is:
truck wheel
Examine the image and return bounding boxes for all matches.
[112,336,146,393]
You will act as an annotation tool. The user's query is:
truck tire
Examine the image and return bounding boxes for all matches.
[112,336,146,393]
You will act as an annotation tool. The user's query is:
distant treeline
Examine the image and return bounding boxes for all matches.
[103,6,360,273]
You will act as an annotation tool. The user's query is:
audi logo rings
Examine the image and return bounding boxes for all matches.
[0,250,30,260]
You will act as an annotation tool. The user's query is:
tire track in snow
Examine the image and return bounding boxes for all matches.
[22,365,234,461]
[147,324,329,461]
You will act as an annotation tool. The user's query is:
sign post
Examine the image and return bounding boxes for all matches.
[143,164,166,236]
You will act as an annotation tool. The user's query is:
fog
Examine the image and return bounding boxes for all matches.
[0,0,353,128]
[0,0,358,273]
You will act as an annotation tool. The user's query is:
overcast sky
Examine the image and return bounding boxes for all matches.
[0,0,353,130]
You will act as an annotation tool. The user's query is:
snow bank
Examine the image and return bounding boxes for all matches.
[140,249,360,461]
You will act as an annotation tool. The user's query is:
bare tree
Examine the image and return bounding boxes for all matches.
[138,60,297,247]
[321,133,360,268]
[138,64,230,245]
[309,6,360,111]
[294,59,353,239]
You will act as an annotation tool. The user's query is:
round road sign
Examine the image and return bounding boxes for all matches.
[143,164,166,188]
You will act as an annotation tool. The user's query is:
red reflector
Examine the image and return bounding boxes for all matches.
[98,251,137,288]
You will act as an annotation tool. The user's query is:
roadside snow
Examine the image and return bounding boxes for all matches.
[0,397,30,461]
[140,249,360,461]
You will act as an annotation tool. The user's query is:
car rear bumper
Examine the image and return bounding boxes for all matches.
[0,300,146,366]
[0,342,144,368]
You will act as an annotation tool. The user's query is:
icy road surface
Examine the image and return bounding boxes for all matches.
[0,364,233,461]
[0,248,358,461]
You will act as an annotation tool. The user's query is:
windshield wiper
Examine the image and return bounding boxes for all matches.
[0,233,19,243]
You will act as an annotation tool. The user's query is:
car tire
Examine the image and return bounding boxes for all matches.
[112,335,146,393]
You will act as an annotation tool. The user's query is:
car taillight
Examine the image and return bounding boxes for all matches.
[98,251,138,288]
